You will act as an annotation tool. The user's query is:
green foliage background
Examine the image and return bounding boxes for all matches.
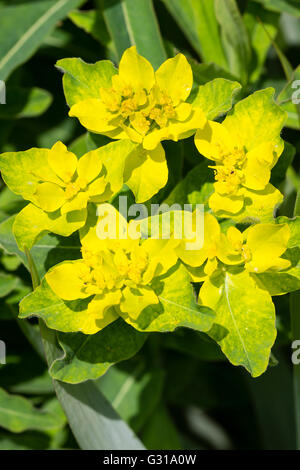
[0,0,299,450]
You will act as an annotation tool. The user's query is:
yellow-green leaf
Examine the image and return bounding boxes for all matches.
[200,269,276,377]
[56,57,117,108]
[191,78,241,119]
[120,263,215,333]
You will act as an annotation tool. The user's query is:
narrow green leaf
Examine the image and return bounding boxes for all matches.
[253,0,300,17]
[162,0,228,69]
[255,15,293,81]
[215,0,251,84]
[0,272,19,298]
[68,9,111,47]
[0,387,64,433]
[0,0,85,80]
[101,0,167,68]
[0,87,52,119]
[96,358,165,432]
[244,2,279,82]
[40,322,146,449]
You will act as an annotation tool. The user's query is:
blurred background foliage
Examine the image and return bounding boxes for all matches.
[0,0,299,450]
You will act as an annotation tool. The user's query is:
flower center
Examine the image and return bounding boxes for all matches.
[241,246,252,262]
[100,78,180,137]
[65,181,81,199]
[212,147,246,195]
[64,177,87,200]
[79,246,149,295]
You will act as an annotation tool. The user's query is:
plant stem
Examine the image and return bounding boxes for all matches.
[24,246,40,289]
[291,188,300,449]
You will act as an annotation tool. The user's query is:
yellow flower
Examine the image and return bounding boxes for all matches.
[69,46,206,150]
[45,206,179,334]
[177,212,291,279]
[195,120,283,215]
[218,223,291,273]
[28,141,107,214]
[175,212,221,279]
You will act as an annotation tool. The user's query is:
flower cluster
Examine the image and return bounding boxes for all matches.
[45,207,179,333]
[69,47,206,151]
[1,47,299,379]
[177,212,291,279]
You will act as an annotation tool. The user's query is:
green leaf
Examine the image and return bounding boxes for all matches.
[224,88,287,151]
[56,56,117,108]
[0,215,81,279]
[0,0,85,80]
[191,78,241,119]
[0,273,19,298]
[40,322,145,450]
[19,276,91,332]
[0,87,52,119]
[87,136,167,203]
[244,2,279,83]
[252,222,300,294]
[120,263,215,333]
[68,9,111,47]
[202,269,276,377]
[216,184,284,223]
[162,0,228,69]
[0,387,64,433]
[253,0,300,17]
[101,0,167,68]
[253,268,300,296]
[251,217,300,295]
[0,187,26,218]
[9,370,53,396]
[215,0,251,85]
[48,320,147,384]
[13,203,86,251]
[96,357,164,432]
[0,432,54,450]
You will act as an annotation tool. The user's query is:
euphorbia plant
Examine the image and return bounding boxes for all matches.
[0,46,300,390]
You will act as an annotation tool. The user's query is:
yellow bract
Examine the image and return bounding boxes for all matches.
[177,212,291,280]
[32,142,107,214]
[195,120,283,215]
[69,46,206,150]
[45,206,179,334]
